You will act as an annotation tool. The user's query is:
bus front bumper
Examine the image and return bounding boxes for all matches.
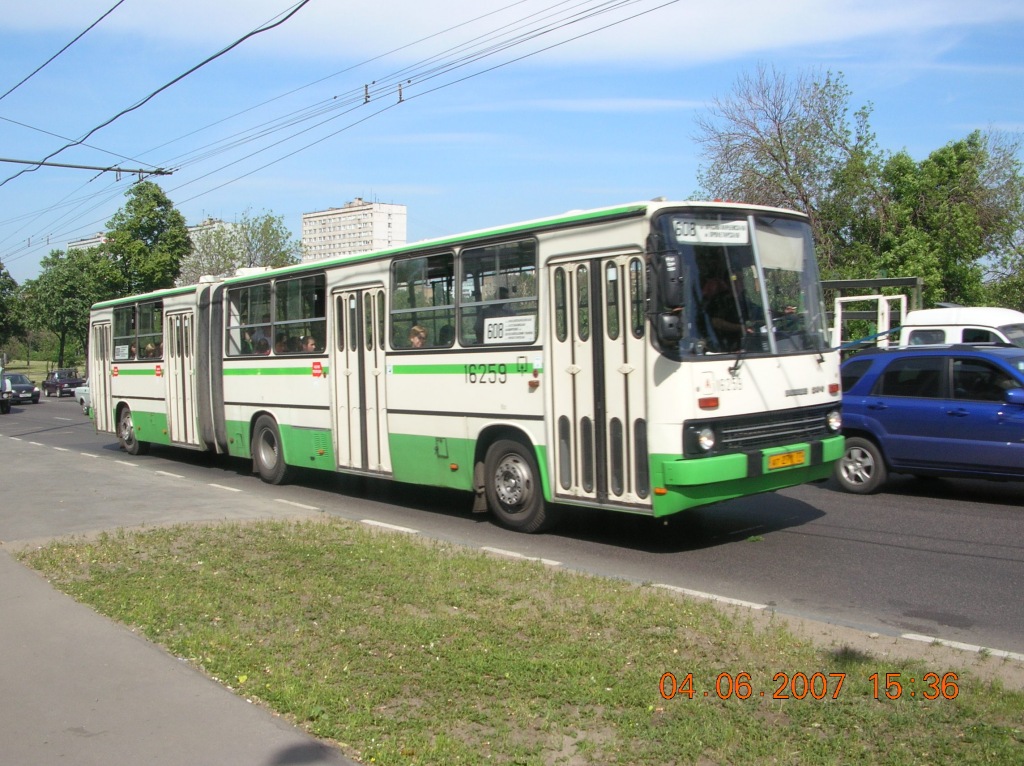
[651,435,845,517]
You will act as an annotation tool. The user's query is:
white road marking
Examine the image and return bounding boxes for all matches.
[208,483,242,493]
[653,583,768,610]
[361,519,418,534]
[480,547,561,567]
[275,499,320,511]
[901,633,1024,662]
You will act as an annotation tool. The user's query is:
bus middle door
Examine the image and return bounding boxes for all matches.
[333,288,391,474]
[165,310,200,446]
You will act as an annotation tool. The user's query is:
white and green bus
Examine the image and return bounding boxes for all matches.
[88,200,843,532]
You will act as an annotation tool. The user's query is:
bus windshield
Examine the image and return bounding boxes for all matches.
[653,212,830,356]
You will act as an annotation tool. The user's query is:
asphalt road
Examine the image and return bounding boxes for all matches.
[3,394,1023,657]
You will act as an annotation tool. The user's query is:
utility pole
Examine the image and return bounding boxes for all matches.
[0,157,172,177]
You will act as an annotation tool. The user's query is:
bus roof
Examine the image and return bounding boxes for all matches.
[92,199,810,304]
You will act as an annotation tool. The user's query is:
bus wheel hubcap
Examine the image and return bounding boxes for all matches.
[495,455,531,509]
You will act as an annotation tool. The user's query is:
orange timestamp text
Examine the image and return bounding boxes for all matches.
[659,671,959,701]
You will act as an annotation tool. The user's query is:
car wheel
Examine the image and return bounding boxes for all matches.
[0,401,10,415]
[117,406,150,456]
[252,415,294,485]
[834,436,887,494]
[484,439,559,533]
[45,389,52,397]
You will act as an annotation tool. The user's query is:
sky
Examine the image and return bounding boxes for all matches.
[1,0,1022,284]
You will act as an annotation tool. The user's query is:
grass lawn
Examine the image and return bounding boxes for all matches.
[21,518,1024,765]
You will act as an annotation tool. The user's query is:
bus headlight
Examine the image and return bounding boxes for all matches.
[697,426,716,451]
[826,409,842,432]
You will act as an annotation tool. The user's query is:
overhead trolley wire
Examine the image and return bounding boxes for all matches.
[0,0,128,104]
[0,0,312,189]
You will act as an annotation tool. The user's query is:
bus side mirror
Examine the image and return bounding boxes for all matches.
[656,312,683,344]
[656,253,684,309]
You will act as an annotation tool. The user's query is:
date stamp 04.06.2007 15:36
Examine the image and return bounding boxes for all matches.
[659,672,960,702]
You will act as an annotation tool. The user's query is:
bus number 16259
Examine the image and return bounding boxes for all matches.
[465,363,508,384]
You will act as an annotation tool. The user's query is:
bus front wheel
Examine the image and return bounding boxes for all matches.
[118,406,149,456]
[252,415,294,485]
[484,439,557,533]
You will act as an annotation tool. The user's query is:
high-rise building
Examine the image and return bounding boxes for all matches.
[301,198,407,262]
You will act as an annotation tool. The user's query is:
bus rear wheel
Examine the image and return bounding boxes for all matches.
[252,415,294,485]
[484,439,557,533]
[118,406,149,456]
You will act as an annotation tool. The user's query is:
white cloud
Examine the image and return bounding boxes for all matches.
[6,0,1024,66]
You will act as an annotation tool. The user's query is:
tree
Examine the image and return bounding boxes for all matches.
[694,64,884,274]
[177,209,301,285]
[0,259,22,349]
[105,181,191,295]
[22,248,121,367]
[695,66,1024,307]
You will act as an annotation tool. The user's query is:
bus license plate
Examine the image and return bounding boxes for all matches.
[768,450,805,470]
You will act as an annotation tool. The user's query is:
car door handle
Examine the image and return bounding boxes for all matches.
[867,402,888,410]
[946,408,970,417]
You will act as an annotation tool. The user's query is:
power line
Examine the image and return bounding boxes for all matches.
[2,0,679,269]
[0,0,312,189]
[0,0,128,103]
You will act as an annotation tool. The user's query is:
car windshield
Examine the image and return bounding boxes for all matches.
[998,324,1024,348]
[6,374,30,384]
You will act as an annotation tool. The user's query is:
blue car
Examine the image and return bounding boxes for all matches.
[835,344,1024,493]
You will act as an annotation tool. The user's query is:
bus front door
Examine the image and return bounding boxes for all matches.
[165,311,200,446]
[548,254,651,511]
[333,288,391,474]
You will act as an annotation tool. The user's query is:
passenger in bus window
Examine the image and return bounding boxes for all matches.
[274,333,289,354]
[409,325,427,348]
[301,335,318,353]
[254,338,271,355]
[438,325,454,346]
[143,343,156,358]
[129,343,137,360]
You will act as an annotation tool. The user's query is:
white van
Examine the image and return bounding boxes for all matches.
[897,306,1024,347]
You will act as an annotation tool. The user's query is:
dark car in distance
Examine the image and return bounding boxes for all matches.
[2,373,40,404]
[41,368,86,398]
[835,344,1024,493]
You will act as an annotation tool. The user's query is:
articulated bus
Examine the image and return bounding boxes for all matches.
[88,200,843,532]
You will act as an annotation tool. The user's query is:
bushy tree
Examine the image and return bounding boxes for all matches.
[105,181,191,294]
[0,260,22,348]
[694,64,884,274]
[22,248,121,367]
[695,66,1024,307]
[177,209,301,285]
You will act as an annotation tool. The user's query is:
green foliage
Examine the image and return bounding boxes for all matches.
[105,181,191,294]
[21,248,120,367]
[0,260,23,346]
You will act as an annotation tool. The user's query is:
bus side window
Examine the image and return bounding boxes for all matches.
[460,239,537,346]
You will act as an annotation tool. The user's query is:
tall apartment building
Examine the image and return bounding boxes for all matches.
[301,198,407,262]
